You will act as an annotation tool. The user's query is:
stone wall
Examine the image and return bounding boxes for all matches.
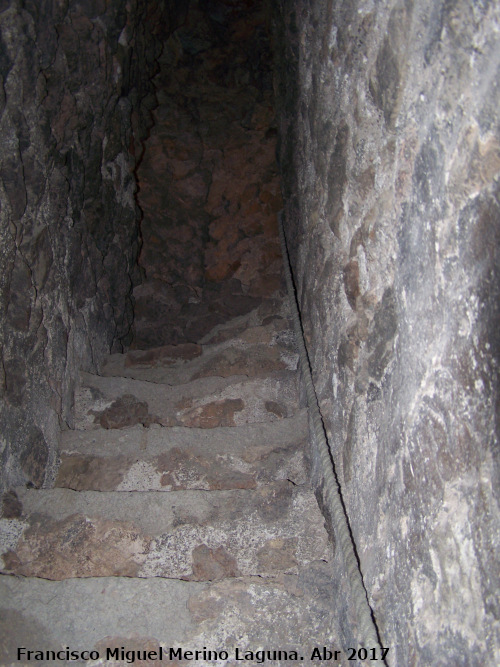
[273,0,500,663]
[0,0,173,495]
[133,0,284,348]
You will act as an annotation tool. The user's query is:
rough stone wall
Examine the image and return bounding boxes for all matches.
[0,0,171,495]
[134,0,283,348]
[273,0,500,663]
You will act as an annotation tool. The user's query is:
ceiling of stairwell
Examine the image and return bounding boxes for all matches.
[133,0,283,349]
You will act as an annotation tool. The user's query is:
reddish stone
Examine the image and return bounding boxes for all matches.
[208,215,240,244]
[204,255,241,283]
[56,455,126,492]
[189,544,239,581]
[343,259,360,310]
[20,428,48,489]
[259,187,283,213]
[96,394,154,429]
[257,538,297,572]
[177,398,245,428]
[3,514,149,580]
[1,490,22,519]
[265,401,288,419]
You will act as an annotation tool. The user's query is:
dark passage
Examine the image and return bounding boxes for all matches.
[134,0,284,348]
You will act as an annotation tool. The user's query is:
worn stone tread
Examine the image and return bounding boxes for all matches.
[0,561,339,666]
[101,337,298,386]
[0,484,331,581]
[194,299,293,345]
[102,317,297,378]
[56,411,309,491]
[76,371,299,430]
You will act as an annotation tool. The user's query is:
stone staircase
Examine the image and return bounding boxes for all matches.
[0,301,337,666]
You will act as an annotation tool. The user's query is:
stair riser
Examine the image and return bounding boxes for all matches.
[0,563,339,663]
[102,336,298,386]
[0,487,330,581]
[56,448,308,492]
[76,373,299,431]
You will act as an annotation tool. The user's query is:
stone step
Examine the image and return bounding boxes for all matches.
[197,298,293,344]
[131,290,291,350]
[75,371,299,430]
[0,561,339,665]
[56,411,309,492]
[0,483,331,581]
[100,322,298,386]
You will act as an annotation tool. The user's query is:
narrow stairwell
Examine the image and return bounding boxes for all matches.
[0,299,337,665]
